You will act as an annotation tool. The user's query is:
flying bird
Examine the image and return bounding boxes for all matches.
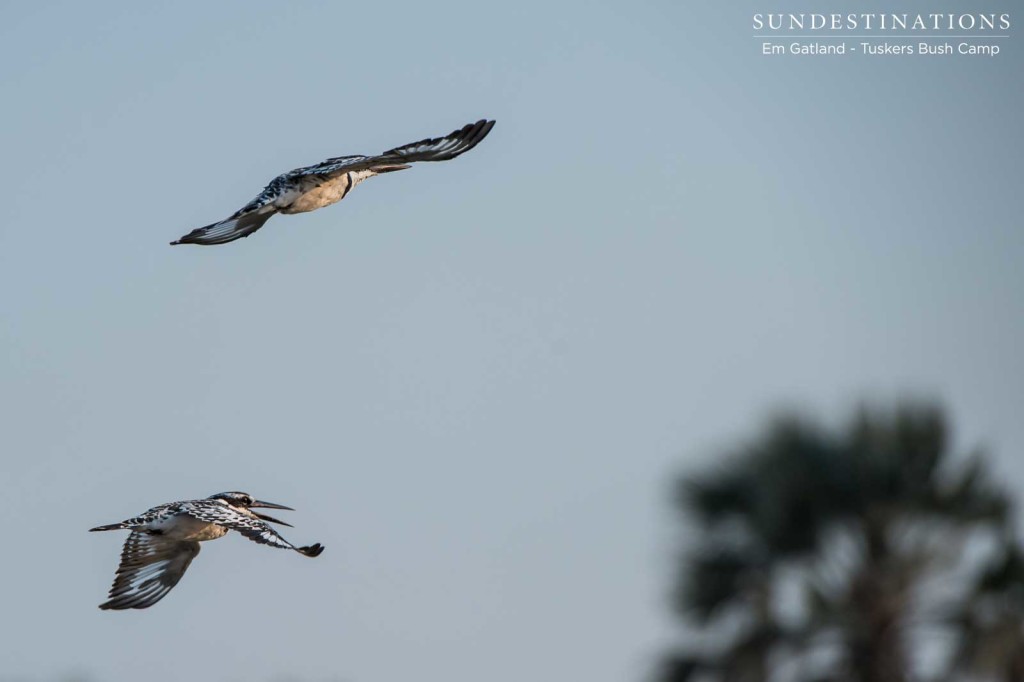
[171,118,496,246]
[90,491,324,610]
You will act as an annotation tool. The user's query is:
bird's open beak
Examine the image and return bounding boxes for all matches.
[251,499,294,511]
[250,499,295,527]
[253,511,293,527]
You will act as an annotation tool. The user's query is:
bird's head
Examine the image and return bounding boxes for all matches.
[207,491,295,527]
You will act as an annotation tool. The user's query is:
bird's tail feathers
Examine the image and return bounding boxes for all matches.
[372,164,412,174]
[89,523,127,532]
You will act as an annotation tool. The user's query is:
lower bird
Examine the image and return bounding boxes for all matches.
[90,491,324,610]
[171,118,496,246]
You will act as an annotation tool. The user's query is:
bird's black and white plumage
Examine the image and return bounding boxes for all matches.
[90,491,324,610]
[171,118,496,246]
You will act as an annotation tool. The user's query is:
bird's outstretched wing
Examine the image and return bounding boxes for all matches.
[99,532,200,610]
[170,170,311,246]
[378,118,496,164]
[182,502,324,557]
[169,205,278,246]
[292,119,497,179]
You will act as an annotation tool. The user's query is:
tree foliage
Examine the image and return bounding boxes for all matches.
[662,403,1024,682]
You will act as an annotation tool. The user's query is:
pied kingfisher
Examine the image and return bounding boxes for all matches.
[171,118,496,246]
[90,491,324,610]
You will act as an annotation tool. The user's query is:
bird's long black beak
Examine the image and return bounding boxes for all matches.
[250,500,294,527]
[251,499,294,511]
[252,511,293,527]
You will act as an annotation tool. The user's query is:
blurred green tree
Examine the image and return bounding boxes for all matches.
[661,403,1024,682]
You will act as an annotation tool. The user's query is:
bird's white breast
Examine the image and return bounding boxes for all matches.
[280,170,379,215]
[149,515,228,542]
[282,175,354,214]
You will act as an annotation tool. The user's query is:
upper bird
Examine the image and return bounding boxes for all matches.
[90,491,324,610]
[171,118,496,246]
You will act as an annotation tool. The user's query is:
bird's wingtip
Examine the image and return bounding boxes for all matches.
[299,543,325,558]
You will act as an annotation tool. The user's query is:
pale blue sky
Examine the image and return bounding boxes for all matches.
[1,2,1021,681]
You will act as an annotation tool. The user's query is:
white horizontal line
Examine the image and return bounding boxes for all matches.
[753,35,1009,38]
